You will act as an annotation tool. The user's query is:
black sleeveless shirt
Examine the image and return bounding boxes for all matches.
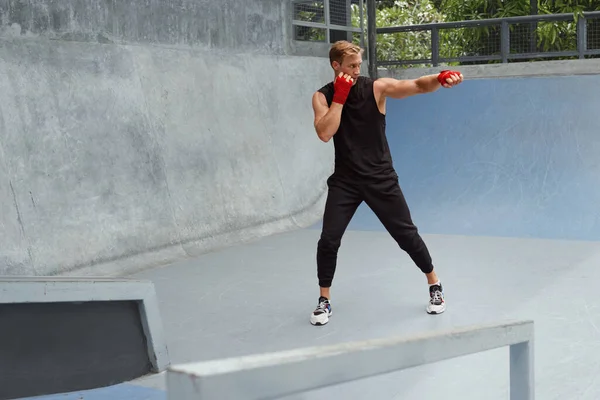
[318,76,396,183]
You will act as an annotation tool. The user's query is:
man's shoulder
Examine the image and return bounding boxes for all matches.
[355,76,378,94]
[315,81,334,106]
[357,75,376,85]
[317,81,334,94]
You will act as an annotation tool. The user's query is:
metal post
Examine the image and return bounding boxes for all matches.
[577,16,587,59]
[324,0,330,44]
[346,0,352,42]
[359,0,365,50]
[510,340,534,400]
[530,0,538,53]
[501,21,510,63]
[366,0,377,78]
[431,27,439,67]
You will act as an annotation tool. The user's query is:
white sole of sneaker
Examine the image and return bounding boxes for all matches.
[427,304,446,314]
[310,311,332,326]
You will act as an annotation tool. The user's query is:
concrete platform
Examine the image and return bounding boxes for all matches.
[26,225,600,399]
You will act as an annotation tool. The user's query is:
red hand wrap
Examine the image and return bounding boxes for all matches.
[332,75,353,105]
[437,70,458,85]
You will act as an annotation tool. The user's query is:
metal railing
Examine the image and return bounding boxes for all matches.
[166,320,534,399]
[372,11,600,70]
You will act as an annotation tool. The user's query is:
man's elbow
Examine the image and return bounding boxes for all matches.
[316,129,332,143]
[314,124,332,142]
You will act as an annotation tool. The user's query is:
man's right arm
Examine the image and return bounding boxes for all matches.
[312,92,343,143]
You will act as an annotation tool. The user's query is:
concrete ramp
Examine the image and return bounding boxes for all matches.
[350,72,600,241]
[0,0,333,276]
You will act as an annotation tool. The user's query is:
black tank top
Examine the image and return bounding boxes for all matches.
[318,76,396,182]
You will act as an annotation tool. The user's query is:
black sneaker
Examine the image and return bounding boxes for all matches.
[310,296,332,325]
[427,283,446,314]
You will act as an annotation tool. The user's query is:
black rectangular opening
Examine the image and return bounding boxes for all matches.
[0,301,153,399]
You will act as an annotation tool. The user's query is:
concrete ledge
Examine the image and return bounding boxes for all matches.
[379,58,600,79]
[0,276,169,372]
[165,320,534,400]
[0,277,169,398]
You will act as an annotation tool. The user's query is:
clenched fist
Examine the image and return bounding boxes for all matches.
[332,72,354,105]
[437,70,463,88]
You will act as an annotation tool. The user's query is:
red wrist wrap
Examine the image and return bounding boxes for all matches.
[438,70,460,85]
[437,70,457,85]
[332,76,353,105]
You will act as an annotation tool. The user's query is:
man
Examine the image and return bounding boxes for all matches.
[310,40,463,326]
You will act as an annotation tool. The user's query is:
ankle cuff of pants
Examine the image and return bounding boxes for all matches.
[319,280,332,288]
[421,265,434,274]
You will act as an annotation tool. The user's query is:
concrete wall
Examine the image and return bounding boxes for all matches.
[0,0,289,53]
[0,0,334,276]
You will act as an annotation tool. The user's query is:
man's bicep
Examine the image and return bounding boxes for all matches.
[312,92,329,127]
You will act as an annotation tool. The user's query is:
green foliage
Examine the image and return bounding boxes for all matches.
[440,0,600,19]
[437,0,600,61]
[352,0,462,68]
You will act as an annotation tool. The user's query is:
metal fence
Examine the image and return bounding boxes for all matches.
[290,1,600,76]
[374,11,600,70]
[291,0,366,49]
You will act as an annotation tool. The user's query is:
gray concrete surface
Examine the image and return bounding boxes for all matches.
[0,0,334,276]
[165,319,535,400]
[19,226,600,399]
[126,228,600,400]
[0,0,290,53]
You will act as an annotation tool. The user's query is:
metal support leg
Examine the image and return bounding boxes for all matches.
[510,340,534,400]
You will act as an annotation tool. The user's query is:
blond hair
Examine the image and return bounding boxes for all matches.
[329,40,364,66]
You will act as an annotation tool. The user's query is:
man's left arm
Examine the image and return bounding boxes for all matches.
[376,70,463,99]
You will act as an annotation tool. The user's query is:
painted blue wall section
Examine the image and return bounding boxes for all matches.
[343,74,600,240]
[24,384,165,400]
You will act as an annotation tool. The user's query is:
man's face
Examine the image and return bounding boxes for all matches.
[333,54,362,83]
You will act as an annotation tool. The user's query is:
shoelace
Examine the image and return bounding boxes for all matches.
[431,290,443,304]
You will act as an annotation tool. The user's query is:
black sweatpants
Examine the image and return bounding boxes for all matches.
[316,174,434,288]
